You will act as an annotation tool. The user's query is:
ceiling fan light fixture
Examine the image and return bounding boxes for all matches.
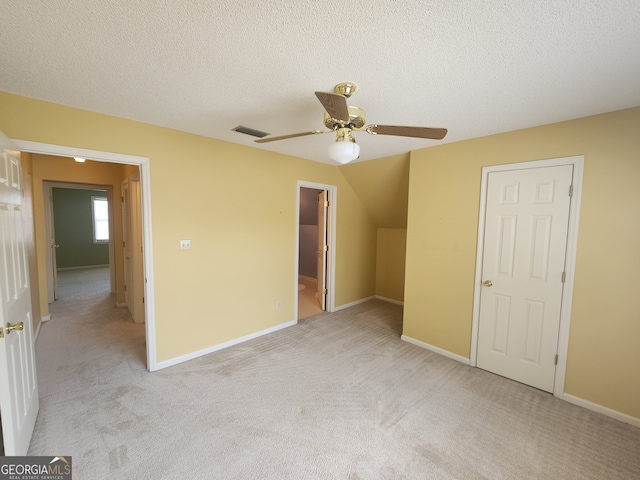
[328,138,360,164]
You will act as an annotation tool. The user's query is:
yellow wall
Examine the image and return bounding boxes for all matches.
[375,228,407,302]
[0,92,377,363]
[404,106,640,419]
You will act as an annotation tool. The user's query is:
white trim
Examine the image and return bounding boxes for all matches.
[12,139,158,372]
[562,393,640,428]
[154,320,297,370]
[375,295,404,306]
[401,335,471,365]
[333,296,375,311]
[295,181,337,319]
[469,156,584,400]
[40,315,51,323]
[13,140,147,165]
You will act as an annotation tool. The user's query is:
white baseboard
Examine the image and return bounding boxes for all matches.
[153,319,297,371]
[402,335,640,428]
[401,335,471,365]
[562,393,640,428]
[333,296,375,312]
[57,264,109,271]
[41,314,51,322]
[375,295,404,306]
[116,302,127,308]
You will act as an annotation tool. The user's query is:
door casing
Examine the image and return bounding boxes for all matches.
[43,181,116,303]
[296,181,337,318]
[11,140,158,371]
[470,156,583,398]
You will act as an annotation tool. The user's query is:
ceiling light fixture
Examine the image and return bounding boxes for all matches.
[74,157,86,163]
[327,128,360,164]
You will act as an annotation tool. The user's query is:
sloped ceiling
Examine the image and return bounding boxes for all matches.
[1,1,639,165]
[339,154,411,229]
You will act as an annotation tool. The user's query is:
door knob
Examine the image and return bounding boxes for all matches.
[483,280,493,287]
[6,322,24,334]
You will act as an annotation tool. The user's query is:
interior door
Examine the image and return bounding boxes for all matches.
[316,190,328,310]
[476,165,573,392]
[131,177,145,324]
[0,132,39,455]
[121,178,134,317]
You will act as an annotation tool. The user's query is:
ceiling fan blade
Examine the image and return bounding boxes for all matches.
[315,91,350,123]
[366,125,448,140]
[254,130,330,143]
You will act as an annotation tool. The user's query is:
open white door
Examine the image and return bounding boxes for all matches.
[121,178,134,315]
[0,132,39,455]
[131,176,145,324]
[122,175,145,323]
[316,190,328,310]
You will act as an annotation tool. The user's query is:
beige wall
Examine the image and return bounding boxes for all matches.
[375,228,407,302]
[403,106,640,419]
[0,92,377,363]
[339,153,410,228]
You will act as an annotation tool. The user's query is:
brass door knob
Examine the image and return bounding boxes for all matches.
[483,280,493,287]
[6,322,24,334]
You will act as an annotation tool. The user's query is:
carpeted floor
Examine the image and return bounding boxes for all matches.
[28,270,640,479]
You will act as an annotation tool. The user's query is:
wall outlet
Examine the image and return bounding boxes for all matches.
[276,301,281,310]
[179,239,192,250]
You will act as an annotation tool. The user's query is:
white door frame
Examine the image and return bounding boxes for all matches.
[11,140,158,371]
[296,181,337,318]
[43,181,116,301]
[470,156,583,398]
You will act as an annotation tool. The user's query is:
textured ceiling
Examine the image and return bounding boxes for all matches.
[1,1,639,165]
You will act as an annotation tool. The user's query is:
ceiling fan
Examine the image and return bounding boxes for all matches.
[255,82,447,164]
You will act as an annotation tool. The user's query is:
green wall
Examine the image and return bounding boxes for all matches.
[52,188,109,268]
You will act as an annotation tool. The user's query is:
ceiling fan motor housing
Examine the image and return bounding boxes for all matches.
[324,106,366,130]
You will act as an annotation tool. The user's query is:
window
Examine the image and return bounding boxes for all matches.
[92,196,109,243]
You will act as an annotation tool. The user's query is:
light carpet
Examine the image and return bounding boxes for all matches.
[29,285,640,479]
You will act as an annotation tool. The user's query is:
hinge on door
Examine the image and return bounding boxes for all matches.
[323,288,328,295]
[323,245,328,252]
[569,185,574,197]
[561,272,566,283]
[0,326,3,338]
[554,354,559,365]
[324,200,329,208]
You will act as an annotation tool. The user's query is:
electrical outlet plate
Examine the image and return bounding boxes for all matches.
[179,239,191,250]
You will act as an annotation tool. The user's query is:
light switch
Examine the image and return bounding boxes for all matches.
[179,239,192,250]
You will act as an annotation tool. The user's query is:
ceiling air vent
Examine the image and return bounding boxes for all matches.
[232,125,269,138]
